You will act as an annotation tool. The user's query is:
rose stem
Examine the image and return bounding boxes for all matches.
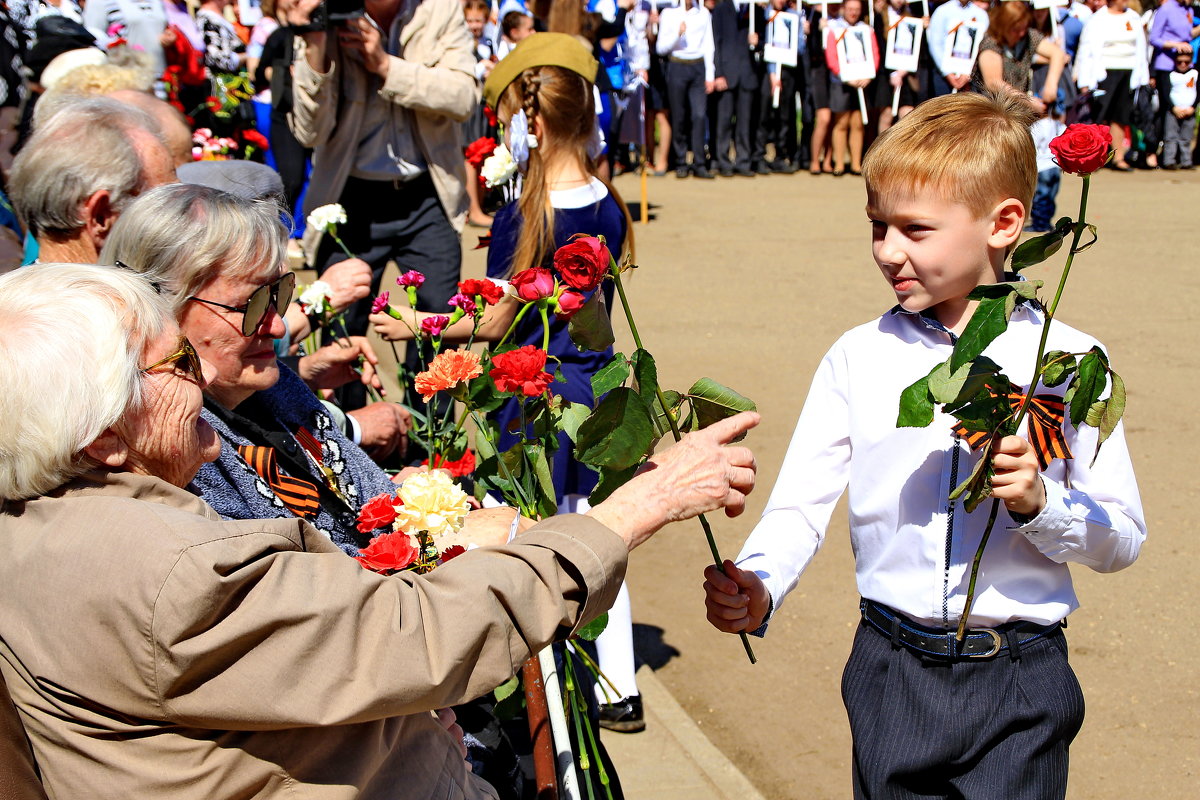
[955,174,1092,642]
[610,264,756,664]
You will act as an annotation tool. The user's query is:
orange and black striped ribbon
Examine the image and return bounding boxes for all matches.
[236,443,321,519]
[952,393,1073,470]
[293,427,323,463]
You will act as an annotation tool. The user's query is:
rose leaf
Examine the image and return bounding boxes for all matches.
[568,291,616,352]
[1068,348,1108,427]
[951,293,1012,372]
[575,611,609,641]
[1011,217,1073,273]
[575,387,658,470]
[687,378,757,437]
[590,352,630,399]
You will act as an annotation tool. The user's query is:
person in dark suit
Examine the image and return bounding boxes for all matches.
[709,0,762,176]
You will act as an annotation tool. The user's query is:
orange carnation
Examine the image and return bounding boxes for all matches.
[414,349,483,401]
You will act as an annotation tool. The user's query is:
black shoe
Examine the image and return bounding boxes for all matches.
[767,159,789,173]
[691,166,715,179]
[675,167,690,179]
[598,695,645,733]
[734,166,755,177]
[718,167,734,177]
[753,161,772,175]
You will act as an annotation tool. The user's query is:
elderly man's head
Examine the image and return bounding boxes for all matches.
[101,184,292,411]
[0,264,219,502]
[9,97,177,262]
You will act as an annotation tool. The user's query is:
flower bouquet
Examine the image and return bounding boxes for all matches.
[895,124,1125,639]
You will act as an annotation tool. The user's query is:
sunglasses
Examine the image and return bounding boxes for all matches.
[189,272,297,337]
[140,335,205,383]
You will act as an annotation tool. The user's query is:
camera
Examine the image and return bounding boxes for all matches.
[302,0,366,31]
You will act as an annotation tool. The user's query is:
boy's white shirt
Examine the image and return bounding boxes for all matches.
[655,3,717,82]
[1169,68,1198,109]
[736,302,1146,631]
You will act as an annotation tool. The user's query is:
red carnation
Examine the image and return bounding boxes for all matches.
[356,492,400,533]
[465,136,498,168]
[242,129,269,150]
[205,96,222,112]
[355,532,418,573]
[1049,124,1112,176]
[440,544,467,563]
[423,449,477,478]
[553,236,610,291]
[490,345,554,396]
[483,104,498,127]
[509,267,556,302]
[459,278,505,306]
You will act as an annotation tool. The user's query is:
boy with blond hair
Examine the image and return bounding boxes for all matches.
[704,92,1145,800]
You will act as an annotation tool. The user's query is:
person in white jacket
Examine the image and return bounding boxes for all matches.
[1073,0,1149,170]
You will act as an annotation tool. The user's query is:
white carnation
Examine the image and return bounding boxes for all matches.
[298,280,333,313]
[393,470,470,538]
[307,203,348,233]
[481,144,517,188]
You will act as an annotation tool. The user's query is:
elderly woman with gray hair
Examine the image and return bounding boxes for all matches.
[0,263,758,798]
[99,183,406,554]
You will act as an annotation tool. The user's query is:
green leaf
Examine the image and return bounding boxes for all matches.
[929,355,1002,406]
[1069,348,1108,427]
[951,292,1014,371]
[466,372,506,413]
[1089,370,1126,466]
[687,377,757,435]
[494,675,520,704]
[949,436,998,513]
[492,675,526,721]
[559,399,592,444]
[590,353,630,399]
[575,387,657,470]
[1011,217,1073,272]
[575,612,609,641]
[525,443,559,520]
[567,290,615,352]
[588,463,639,504]
[1040,351,1077,388]
[652,389,686,435]
[631,349,659,403]
[897,366,937,428]
[1071,222,1099,254]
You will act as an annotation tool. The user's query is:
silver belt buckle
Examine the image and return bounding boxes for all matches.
[967,628,1002,658]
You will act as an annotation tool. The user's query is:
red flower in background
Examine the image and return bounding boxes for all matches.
[483,104,498,127]
[355,532,418,573]
[554,236,610,291]
[490,345,553,396]
[205,96,222,112]
[242,129,269,150]
[1049,125,1112,175]
[465,136,498,168]
[459,278,505,306]
[423,449,477,477]
[356,492,400,533]
[440,544,467,563]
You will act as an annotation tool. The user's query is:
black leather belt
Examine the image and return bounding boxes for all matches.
[669,56,703,64]
[860,600,1062,661]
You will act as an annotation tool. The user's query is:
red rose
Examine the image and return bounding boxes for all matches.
[464,136,498,168]
[555,289,586,320]
[241,129,269,150]
[509,268,556,302]
[1049,124,1112,176]
[490,345,554,396]
[356,492,400,533]
[354,532,418,573]
[553,237,610,291]
[459,278,505,306]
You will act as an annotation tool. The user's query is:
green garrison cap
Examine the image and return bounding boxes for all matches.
[482,32,599,110]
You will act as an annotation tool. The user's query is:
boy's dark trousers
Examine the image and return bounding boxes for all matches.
[753,67,798,167]
[1031,167,1061,231]
[713,81,758,171]
[666,58,709,168]
[841,605,1085,800]
[1162,112,1195,167]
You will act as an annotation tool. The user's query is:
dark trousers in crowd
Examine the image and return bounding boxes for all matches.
[1162,112,1195,167]
[712,82,758,172]
[666,58,708,169]
[270,112,311,220]
[1031,167,1061,231]
[317,173,461,410]
[841,609,1085,800]
[753,68,797,167]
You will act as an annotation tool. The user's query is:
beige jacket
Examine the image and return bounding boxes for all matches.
[0,471,625,799]
[289,0,479,241]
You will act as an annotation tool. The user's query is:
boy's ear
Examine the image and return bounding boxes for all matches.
[988,198,1026,251]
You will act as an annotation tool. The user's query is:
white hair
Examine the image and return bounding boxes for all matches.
[99,183,289,315]
[0,264,171,501]
[9,97,165,238]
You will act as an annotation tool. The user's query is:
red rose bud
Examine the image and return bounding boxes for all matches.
[555,288,586,319]
[354,532,418,573]
[421,314,451,337]
[510,267,556,302]
[490,345,554,396]
[356,492,400,533]
[1049,124,1112,175]
[371,292,390,315]
[459,278,505,306]
[554,236,610,291]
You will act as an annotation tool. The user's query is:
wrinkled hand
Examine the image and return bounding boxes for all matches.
[587,411,760,551]
[338,17,389,78]
[349,401,411,461]
[990,435,1046,518]
[703,559,770,634]
[434,708,468,760]
[298,336,382,392]
[320,258,372,314]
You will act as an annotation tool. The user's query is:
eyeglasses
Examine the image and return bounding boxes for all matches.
[188,272,297,337]
[140,335,205,383]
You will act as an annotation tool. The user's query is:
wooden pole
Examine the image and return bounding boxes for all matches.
[522,657,559,800]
